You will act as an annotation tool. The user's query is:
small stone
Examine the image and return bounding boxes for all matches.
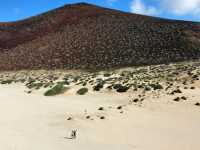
[98,107,104,111]
[86,115,90,119]
[140,98,145,101]
[117,106,122,110]
[27,91,32,94]
[133,98,139,103]
[173,97,180,102]
[181,96,187,100]
[100,116,105,119]
[67,117,72,120]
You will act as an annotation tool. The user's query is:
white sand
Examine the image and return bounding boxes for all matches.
[0,83,200,150]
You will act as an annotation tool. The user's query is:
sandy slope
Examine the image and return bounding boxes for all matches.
[0,83,200,150]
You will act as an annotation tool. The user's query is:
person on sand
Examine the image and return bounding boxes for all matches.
[71,130,77,139]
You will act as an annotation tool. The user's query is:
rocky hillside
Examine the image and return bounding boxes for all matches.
[0,2,199,70]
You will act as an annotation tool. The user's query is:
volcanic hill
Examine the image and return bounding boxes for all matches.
[0,2,199,70]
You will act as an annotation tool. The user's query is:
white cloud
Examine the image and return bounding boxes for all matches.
[162,0,200,15]
[130,0,159,16]
[129,0,200,19]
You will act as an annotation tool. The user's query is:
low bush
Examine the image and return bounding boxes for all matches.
[1,80,13,84]
[77,88,88,95]
[113,84,129,93]
[93,82,104,91]
[144,86,151,91]
[27,82,43,89]
[103,73,111,77]
[44,83,66,96]
[149,83,163,90]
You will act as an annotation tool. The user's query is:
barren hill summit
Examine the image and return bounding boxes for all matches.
[0,2,199,70]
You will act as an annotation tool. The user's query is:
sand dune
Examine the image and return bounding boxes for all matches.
[0,82,200,150]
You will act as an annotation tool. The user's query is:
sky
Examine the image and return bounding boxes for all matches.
[0,0,199,22]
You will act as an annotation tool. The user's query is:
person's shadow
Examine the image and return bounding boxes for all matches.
[64,136,74,139]
[64,130,77,139]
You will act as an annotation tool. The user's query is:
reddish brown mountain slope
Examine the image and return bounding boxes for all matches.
[0,3,199,70]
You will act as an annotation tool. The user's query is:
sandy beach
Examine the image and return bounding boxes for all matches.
[0,78,200,150]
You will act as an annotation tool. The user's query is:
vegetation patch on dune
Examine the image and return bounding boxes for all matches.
[113,84,129,93]
[44,83,66,96]
[77,88,88,95]
[93,82,104,91]
[149,83,163,90]
[1,80,13,84]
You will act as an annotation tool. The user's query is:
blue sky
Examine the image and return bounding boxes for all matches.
[0,0,199,22]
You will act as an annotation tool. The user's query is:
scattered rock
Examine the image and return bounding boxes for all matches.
[98,107,104,111]
[117,106,122,110]
[171,89,182,95]
[140,98,145,101]
[181,96,187,100]
[133,98,139,103]
[100,116,105,120]
[67,117,72,120]
[86,115,91,119]
[27,91,32,94]
[173,97,180,102]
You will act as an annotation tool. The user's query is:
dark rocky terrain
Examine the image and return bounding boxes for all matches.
[0,2,199,70]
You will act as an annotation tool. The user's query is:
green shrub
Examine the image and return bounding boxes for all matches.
[1,80,13,84]
[93,82,104,91]
[103,73,111,77]
[113,84,122,90]
[43,82,53,88]
[44,83,66,96]
[149,83,163,90]
[27,82,43,89]
[77,88,88,95]
[57,81,69,85]
[116,86,129,92]
[144,86,151,91]
[113,84,129,93]
[35,83,43,89]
